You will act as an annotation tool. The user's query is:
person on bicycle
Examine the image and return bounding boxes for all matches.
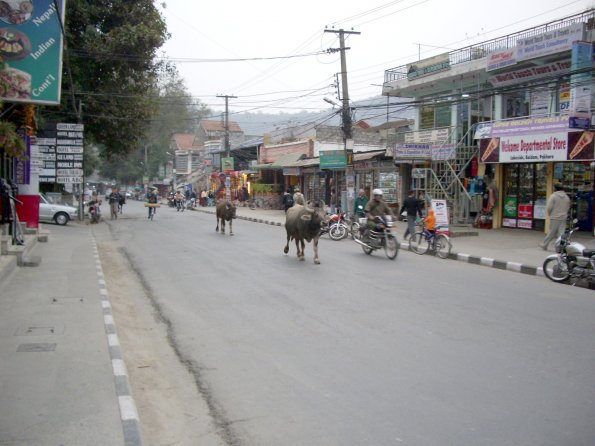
[424,206,436,237]
[362,189,394,239]
[174,190,184,211]
[399,190,422,240]
[146,189,158,218]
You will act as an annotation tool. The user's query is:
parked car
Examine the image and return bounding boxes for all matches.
[39,193,78,225]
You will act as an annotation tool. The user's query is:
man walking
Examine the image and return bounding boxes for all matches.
[353,189,368,217]
[399,190,422,240]
[539,183,571,250]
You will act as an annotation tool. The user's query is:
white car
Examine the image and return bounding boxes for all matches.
[39,193,78,225]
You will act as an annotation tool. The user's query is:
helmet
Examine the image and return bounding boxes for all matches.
[372,188,383,196]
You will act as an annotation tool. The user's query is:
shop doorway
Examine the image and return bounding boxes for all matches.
[502,163,547,230]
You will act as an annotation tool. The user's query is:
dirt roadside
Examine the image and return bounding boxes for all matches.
[98,242,224,446]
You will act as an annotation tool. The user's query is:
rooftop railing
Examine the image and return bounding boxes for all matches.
[384,9,595,83]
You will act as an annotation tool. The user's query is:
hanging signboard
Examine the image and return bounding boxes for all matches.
[569,41,593,128]
[221,156,234,171]
[0,0,66,104]
[38,123,84,184]
[320,150,347,169]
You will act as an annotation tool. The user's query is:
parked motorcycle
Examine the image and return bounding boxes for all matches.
[543,220,595,287]
[353,215,399,260]
[327,212,349,241]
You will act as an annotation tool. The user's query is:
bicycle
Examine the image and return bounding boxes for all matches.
[409,221,452,259]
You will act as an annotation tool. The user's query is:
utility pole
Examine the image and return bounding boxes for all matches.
[216,94,237,157]
[324,28,360,213]
[325,28,360,142]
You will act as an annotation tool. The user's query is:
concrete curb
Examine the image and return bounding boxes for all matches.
[192,208,545,278]
[92,239,144,446]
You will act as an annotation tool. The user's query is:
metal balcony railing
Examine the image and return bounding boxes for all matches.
[384,9,595,84]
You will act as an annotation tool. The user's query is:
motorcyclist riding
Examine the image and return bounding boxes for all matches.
[362,189,394,240]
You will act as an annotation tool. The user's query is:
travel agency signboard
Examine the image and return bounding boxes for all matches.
[476,116,592,163]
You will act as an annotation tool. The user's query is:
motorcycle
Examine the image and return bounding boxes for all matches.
[349,205,366,239]
[327,212,349,241]
[186,197,197,209]
[167,194,175,208]
[175,198,185,212]
[88,200,101,224]
[542,220,595,287]
[353,215,399,260]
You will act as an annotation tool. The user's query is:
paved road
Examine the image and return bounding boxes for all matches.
[100,200,595,446]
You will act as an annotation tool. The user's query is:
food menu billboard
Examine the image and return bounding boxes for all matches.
[477,116,591,163]
[0,0,65,105]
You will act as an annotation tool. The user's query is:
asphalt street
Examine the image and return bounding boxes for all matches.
[100,200,595,446]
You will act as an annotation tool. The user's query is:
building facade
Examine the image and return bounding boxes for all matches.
[383,10,595,232]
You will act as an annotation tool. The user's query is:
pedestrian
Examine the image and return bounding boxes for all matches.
[353,188,368,217]
[539,183,571,250]
[293,186,305,205]
[108,188,120,220]
[282,189,294,213]
[399,190,422,240]
[242,185,248,202]
[200,190,207,206]
[118,191,125,214]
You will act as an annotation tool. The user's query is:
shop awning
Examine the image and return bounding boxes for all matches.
[354,150,387,161]
[252,153,306,170]
[291,157,320,167]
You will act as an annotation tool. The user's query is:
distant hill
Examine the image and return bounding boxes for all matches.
[230,96,414,136]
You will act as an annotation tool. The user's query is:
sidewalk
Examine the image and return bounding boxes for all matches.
[0,222,142,446]
[195,204,595,278]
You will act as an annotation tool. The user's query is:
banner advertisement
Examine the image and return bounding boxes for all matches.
[570,41,593,126]
[394,143,456,160]
[13,130,29,184]
[404,127,450,144]
[474,115,571,139]
[517,22,584,61]
[486,48,517,72]
[430,199,449,235]
[406,53,450,80]
[479,130,594,163]
[320,150,347,169]
[489,60,570,87]
[0,0,65,104]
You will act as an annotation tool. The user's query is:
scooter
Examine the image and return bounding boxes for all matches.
[353,215,400,260]
[543,220,595,287]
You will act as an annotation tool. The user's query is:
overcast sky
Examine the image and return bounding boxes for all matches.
[158,0,594,116]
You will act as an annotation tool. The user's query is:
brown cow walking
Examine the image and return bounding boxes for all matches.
[215,200,237,235]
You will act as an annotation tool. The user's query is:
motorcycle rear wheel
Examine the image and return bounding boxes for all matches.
[384,235,399,260]
[542,258,570,283]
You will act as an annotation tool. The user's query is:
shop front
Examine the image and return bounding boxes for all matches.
[479,115,595,231]
[354,155,401,209]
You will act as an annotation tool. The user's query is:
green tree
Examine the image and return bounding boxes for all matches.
[97,65,211,184]
[43,0,169,159]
